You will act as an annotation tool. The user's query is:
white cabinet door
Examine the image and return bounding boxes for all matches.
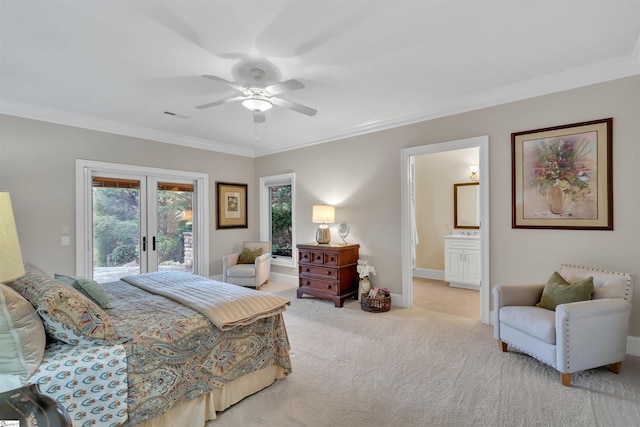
[445,248,464,283]
[463,249,481,286]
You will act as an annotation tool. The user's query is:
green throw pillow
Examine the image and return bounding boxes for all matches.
[54,274,111,309]
[536,271,594,311]
[238,247,263,264]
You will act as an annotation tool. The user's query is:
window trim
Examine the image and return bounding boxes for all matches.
[75,159,210,278]
[259,173,296,268]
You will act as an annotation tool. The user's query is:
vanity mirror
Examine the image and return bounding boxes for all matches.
[454,182,479,229]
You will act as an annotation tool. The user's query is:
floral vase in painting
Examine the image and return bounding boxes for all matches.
[547,186,565,214]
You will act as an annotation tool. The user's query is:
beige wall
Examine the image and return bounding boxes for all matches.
[256,76,640,337]
[414,147,479,271]
[1,76,638,337]
[0,116,256,276]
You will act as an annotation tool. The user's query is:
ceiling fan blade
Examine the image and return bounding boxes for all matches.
[195,95,244,109]
[264,79,305,95]
[202,74,246,92]
[271,97,317,117]
[253,111,266,124]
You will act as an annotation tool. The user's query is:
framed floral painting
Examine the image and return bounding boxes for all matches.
[512,118,612,230]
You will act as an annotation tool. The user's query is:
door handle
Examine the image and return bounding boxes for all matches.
[152,236,156,251]
[142,236,147,252]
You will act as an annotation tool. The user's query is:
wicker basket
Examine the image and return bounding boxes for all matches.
[361,293,391,313]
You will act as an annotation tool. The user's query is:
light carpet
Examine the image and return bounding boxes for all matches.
[206,285,640,427]
[412,277,480,319]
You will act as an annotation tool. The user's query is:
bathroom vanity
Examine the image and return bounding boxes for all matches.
[444,234,480,290]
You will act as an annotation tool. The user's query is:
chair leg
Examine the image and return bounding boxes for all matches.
[498,340,508,352]
[561,373,572,386]
[608,361,622,374]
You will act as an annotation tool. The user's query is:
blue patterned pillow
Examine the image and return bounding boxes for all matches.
[7,263,116,345]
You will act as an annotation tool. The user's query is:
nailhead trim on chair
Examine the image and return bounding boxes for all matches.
[560,264,633,301]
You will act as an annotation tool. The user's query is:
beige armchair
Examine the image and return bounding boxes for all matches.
[493,264,633,386]
[222,241,271,289]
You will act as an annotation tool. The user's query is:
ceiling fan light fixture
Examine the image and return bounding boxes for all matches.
[241,97,272,113]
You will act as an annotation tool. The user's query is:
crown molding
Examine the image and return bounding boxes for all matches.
[255,52,640,157]
[0,100,254,157]
[2,51,638,159]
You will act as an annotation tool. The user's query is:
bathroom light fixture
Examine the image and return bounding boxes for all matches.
[312,205,335,244]
[241,97,272,113]
[469,165,479,182]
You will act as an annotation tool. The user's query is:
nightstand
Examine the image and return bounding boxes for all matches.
[296,242,360,307]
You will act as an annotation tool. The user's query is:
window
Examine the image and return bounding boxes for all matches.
[260,173,295,268]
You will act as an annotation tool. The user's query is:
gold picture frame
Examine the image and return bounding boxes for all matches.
[216,182,248,229]
[512,118,612,230]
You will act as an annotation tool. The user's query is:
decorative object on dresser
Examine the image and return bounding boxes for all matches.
[444,234,481,290]
[312,204,335,244]
[297,242,359,307]
[337,221,350,244]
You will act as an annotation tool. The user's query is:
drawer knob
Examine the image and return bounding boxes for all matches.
[327,271,331,275]
[326,284,332,289]
[306,268,310,272]
[306,281,310,285]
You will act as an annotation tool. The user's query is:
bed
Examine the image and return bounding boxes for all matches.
[1,263,292,427]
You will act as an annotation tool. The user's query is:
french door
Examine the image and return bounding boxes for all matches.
[76,160,209,282]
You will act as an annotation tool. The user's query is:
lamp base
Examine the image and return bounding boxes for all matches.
[315,224,331,244]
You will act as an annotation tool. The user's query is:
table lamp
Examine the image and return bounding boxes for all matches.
[0,191,25,282]
[312,205,335,244]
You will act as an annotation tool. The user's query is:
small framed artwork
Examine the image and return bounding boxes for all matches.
[512,118,612,230]
[216,182,248,229]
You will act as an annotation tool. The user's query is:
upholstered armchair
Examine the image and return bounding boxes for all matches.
[493,264,633,386]
[222,241,271,289]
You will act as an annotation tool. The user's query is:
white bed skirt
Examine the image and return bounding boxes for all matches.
[135,365,287,427]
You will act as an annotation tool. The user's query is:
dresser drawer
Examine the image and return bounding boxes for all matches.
[299,265,337,279]
[299,277,338,295]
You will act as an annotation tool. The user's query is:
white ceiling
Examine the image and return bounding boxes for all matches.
[1,1,639,157]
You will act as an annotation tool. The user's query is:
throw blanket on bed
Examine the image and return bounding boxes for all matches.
[121,271,290,330]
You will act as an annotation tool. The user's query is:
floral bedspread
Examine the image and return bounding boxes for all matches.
[104,279,292,426]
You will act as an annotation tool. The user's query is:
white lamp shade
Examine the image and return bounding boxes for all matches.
[312,205,335,224]
[0,192,25,282]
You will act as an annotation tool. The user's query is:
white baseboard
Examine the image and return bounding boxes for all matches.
[413,268,444,281]
[627,336,640,357]
[269,272,298,286]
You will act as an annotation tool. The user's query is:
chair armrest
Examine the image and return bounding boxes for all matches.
[254,252,271,265]
[222,252,240,282]
[556,298,632,373]
[493,284,545,340]
[556,298,631,321]
[493,284,545,308]
[222,252,240,268]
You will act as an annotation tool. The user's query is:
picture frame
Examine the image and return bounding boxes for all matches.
[216,182,248,229]
[512,118,612,230]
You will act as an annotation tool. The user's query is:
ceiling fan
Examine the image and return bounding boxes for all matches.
[196,68,317,124]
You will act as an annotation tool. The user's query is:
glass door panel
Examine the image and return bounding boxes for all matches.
[91,176,143,283]
[155,181,194,274]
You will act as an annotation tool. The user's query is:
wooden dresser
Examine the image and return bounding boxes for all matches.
[296,243,360,307]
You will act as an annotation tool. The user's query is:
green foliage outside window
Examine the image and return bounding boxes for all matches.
[270,185,292,257]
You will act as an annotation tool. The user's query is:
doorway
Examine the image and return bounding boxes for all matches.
[400,136,490,324]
